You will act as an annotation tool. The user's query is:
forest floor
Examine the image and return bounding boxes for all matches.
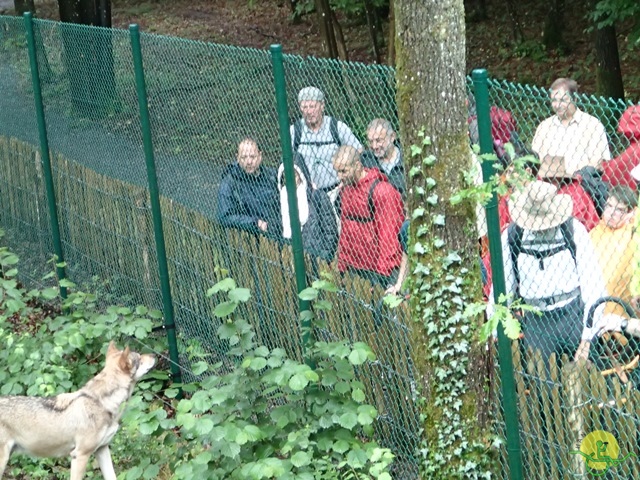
[11,0,640,100]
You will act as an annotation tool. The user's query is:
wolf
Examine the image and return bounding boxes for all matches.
[0,341,156,480]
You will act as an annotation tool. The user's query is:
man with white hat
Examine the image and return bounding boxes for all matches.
[290,86,363,201]
[490,180,607,364]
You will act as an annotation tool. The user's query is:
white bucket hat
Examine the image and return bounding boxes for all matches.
[298,86,324,103]
[508,181,573,231]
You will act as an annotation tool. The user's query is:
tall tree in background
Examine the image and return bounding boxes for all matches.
[590,0,631,100]
[543,0,565,52]
[58,0,111,26]
[594,22,624,100]
[395,0,492,477]
[314,0,348,60]
[13,0,35,15]
[57,0,116,117]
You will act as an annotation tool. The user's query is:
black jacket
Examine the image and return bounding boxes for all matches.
[303,189,338,261]
[278,156,339,261]
[217,163,282,238]
[360,148,406,199]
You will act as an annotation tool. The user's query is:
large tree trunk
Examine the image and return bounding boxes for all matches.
[314,0,339,58]
[395,0,491,477]
[387,0,395,64]
[13,0,35,15]
[543,0,565,52]
[57,0,116,117]
[363,0,382,63]
[595,23,625,100]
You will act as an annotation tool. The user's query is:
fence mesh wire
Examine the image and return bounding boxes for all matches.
[2,13,640,478]
[483,77,640,478]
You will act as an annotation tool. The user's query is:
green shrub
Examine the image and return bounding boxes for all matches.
[0,237,393,479]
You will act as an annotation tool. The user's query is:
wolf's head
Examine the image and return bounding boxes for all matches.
[106,341,156,381]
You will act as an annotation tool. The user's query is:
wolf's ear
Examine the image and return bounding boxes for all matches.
[118,346,132,373]
[107,341,119,355]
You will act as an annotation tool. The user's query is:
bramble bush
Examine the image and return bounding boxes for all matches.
[0,233,393,479]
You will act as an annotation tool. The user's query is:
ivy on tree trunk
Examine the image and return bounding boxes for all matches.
[395,0,494,477]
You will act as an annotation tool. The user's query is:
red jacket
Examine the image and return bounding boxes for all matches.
[337,169,404,276]
[557,180,599,231]
[602,105,640,191]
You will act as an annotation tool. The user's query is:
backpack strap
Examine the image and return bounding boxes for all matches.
[329,116,341,147]
[507,220,577,300]
[507,223,523,299]
[559,220,577,265]
[293,119,303,153]
[294,117,342,150]
[342,179,381,223]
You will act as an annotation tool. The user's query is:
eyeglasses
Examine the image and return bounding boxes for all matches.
[604,204,630,215]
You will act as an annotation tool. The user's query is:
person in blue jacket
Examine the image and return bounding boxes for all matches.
[217,138,282,238]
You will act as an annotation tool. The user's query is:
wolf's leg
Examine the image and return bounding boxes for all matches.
[70,451,90,480]
[0,438,14,479]
[95,445,116,480]
[0,440,13,478]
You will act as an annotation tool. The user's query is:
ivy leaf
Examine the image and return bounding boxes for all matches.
[412,207,425,219]
[423,154,437,165]
[410,144,422,157]
[426,194,438,205]
[433,214,445,226]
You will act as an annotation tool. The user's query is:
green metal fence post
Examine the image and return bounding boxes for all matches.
[472,68,524,480]
[269,45,312,348]
[23,12,67,300]
[129,24,182,385]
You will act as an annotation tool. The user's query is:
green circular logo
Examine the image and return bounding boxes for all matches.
[579,430,619,471]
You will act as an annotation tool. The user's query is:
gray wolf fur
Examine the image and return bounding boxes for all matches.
[0,341,156,480]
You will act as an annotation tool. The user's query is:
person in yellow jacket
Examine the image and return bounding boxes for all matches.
[590,185,637,316]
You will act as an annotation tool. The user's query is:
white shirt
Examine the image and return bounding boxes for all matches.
[489,218,607,340]
[531,109,611,174]
[290,116,363,189]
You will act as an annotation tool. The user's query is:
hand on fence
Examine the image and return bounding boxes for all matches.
[573,340,591,362]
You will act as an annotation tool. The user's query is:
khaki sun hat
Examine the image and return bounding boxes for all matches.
[508,180,573,231]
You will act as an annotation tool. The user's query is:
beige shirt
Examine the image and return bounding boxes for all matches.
[531,109,611,174]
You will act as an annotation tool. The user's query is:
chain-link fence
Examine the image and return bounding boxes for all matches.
[2,12,639,479]
[0,14,418,476]
[478,74,640,478]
